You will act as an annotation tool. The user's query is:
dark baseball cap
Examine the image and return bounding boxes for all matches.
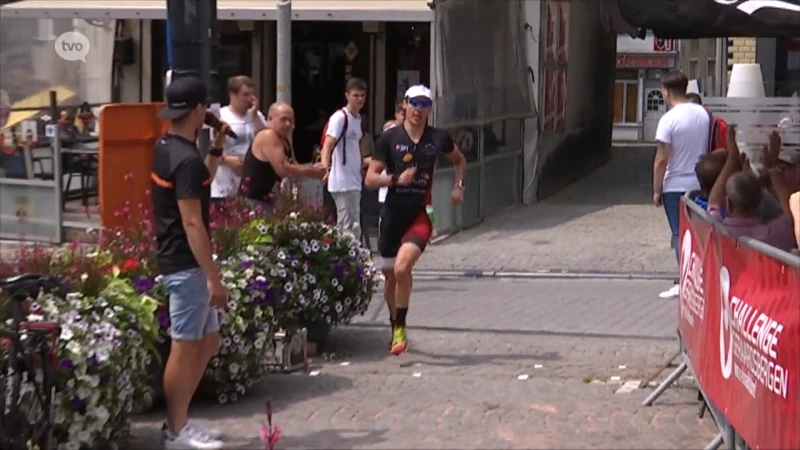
[157,77,209,120]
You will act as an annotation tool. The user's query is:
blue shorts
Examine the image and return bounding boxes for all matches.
[162,268,220,341]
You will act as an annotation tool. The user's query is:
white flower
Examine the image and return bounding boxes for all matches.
[66,340,82,354]
[284,282,293,293]
[93,405,110,426]
[331,278,339,287]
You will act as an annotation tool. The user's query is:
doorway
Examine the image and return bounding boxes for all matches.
[291,21,370,163]
[384,23,430,123]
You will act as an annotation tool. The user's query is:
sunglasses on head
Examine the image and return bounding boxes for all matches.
[407,98,432,109]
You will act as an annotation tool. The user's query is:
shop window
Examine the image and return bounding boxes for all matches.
[543,0,569,133]
[689,59,699,80]
[483,120,523,157]
[614,81,638,124]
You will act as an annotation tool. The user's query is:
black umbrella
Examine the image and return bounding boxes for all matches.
[604,0,800,38]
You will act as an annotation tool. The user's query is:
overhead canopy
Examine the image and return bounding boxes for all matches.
[0,0,434,22]
[606,0,800,38]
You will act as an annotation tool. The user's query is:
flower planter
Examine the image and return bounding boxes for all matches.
[301,319,331,353]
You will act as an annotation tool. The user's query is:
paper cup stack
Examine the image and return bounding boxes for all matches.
[727,64,766,98]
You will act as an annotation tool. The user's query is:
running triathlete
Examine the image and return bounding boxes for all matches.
[366,85,467,355]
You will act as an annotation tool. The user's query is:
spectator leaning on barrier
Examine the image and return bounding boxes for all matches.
[706,126,798,252]
[777,147,800,193]
[690,148,783,220]
[791,191,800,249]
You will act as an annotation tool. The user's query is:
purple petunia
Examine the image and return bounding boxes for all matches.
[157,310,170,328]
[132,276,156,295]
[59,357,74,371]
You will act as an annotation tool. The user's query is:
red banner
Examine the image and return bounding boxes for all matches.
[678,199,800,449]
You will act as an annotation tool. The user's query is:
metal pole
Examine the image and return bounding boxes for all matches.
[276,0,292,104]
[715,38,726,96]
[641,361,688,406]
[50,90,63,244]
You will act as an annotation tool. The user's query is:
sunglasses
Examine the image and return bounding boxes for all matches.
[408,98,433,109]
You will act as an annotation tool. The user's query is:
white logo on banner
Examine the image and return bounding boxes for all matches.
[719,267,734,380]
[679,229,705,326]
[714,0,800,15]
[716,265,790,399]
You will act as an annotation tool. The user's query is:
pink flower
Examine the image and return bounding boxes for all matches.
[260,400,281,450]
[260,423,281,450]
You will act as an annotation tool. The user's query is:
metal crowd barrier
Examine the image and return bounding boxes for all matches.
[642,196,800,450]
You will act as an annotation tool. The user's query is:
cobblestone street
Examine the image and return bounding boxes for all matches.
[128,278,715,449]
[417,146,677,275]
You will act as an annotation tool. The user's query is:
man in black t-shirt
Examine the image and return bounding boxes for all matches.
[151,77,229,449]
[366,85,468,355]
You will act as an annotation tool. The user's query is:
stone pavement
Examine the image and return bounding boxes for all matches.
[417,146,677,275]
[128,279,715,449]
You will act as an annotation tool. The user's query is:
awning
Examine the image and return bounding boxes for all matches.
[605,0,800,38]
[2,86,77,131]
[0,0,434,22]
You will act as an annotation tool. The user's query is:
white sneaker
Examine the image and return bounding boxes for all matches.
[164,425,223,449]
[164,421,223,440]
[658,284,680,299]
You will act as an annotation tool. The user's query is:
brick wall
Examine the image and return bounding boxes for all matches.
[727,37,756,80]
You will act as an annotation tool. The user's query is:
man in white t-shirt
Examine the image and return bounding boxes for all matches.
[652,71,710,298]
[321,78,367,239]
[211,75,267,199]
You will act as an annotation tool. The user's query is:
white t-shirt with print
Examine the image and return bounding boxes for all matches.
[210,106,266,198]
[655,102,710,193]
[326,109,363,193]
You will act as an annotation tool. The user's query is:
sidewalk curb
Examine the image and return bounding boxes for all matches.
[412,269,675,281]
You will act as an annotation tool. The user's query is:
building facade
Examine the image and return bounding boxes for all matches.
[679,38,719,95]
[613,31,678,142]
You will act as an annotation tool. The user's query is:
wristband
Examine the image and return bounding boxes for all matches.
[209,147,223,157]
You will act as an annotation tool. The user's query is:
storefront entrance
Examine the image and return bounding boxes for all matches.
[291,21,429,163]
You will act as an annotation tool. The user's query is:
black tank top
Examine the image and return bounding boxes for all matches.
[238,130,293,203]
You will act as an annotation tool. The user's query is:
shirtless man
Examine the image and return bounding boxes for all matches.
[239,102,326,214]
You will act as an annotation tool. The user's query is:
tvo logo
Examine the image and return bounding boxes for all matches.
[719,266,734,380]
[54,31,90,62]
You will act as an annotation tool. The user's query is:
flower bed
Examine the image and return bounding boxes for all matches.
[0,186,377,447]
[1,247,159,449]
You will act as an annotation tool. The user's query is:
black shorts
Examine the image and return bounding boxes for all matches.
[378,205,433,269]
